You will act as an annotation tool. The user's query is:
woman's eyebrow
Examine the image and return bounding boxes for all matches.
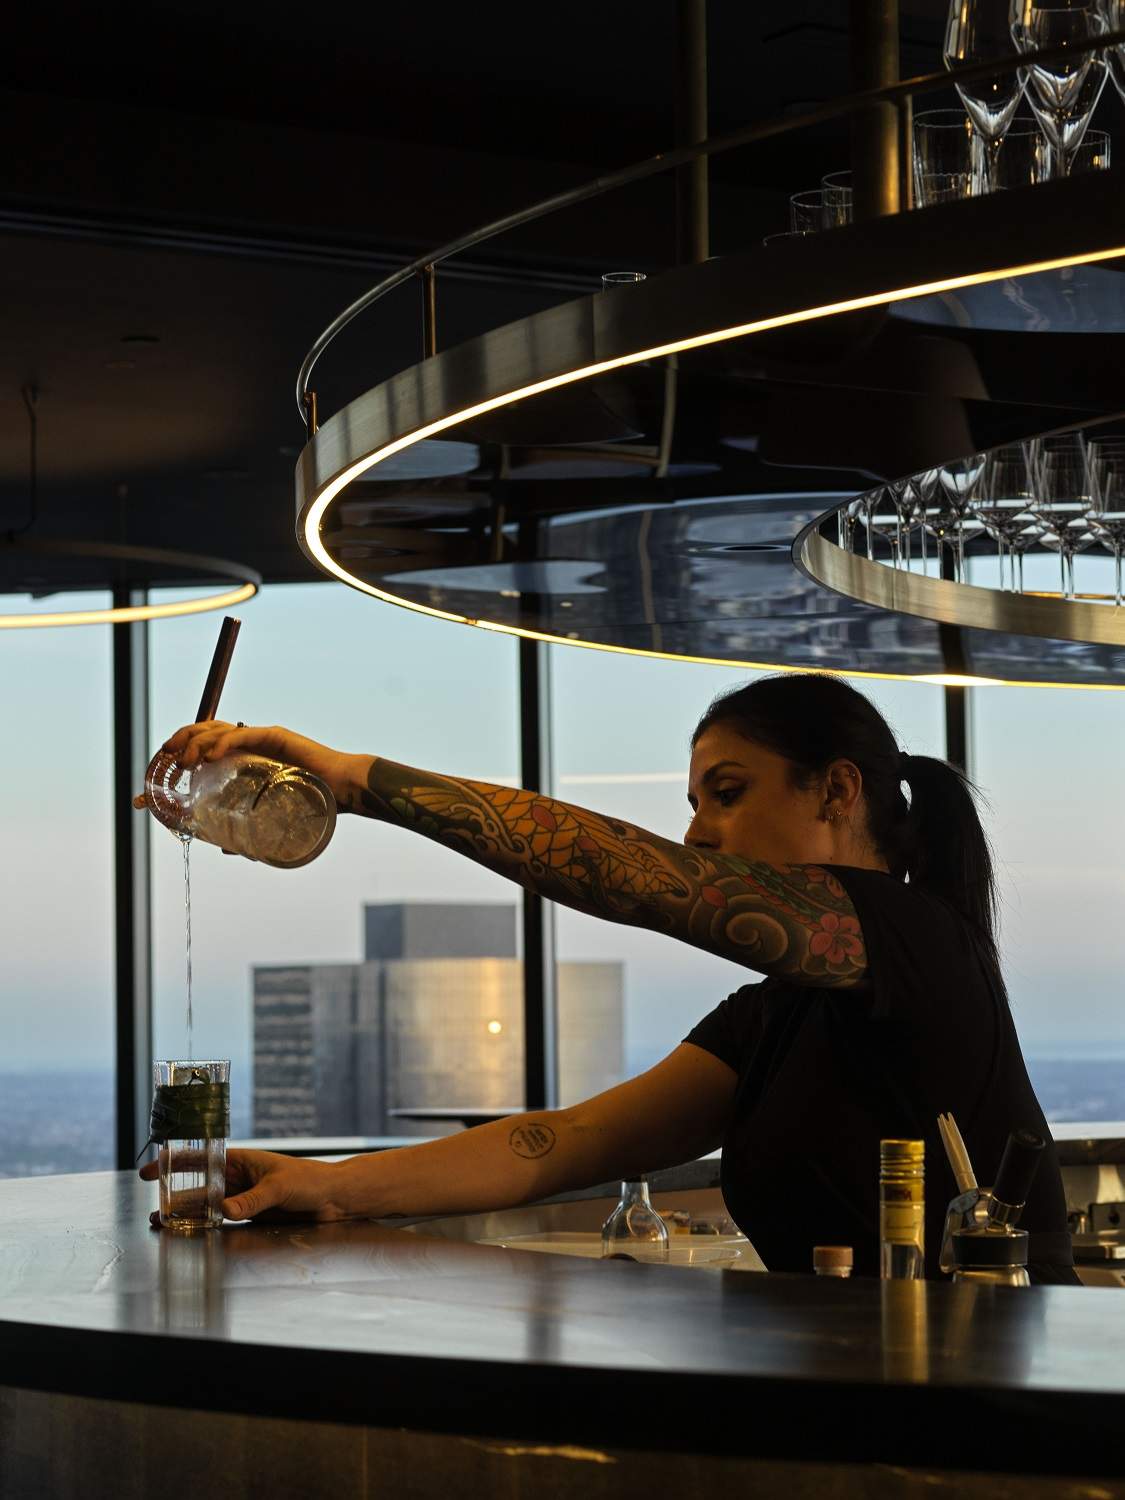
[687,761,750,806]
[701,760,749,785]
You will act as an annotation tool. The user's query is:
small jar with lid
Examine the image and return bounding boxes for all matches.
[813,1245,854,1278]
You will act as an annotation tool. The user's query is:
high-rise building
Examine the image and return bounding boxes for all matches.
[252,903,624,1137]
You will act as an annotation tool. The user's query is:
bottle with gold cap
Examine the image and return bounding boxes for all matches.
[880,1139,925,1279]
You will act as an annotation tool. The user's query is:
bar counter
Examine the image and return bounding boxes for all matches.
[1,1171,1123,1499]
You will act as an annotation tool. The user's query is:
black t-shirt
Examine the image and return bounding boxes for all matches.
[684,866,1077,1284]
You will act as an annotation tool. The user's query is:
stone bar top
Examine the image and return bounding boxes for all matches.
[0,1172,1122,1477]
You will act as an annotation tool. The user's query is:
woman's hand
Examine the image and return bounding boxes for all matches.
[139,1148,360,1226]
[131,721,372,814]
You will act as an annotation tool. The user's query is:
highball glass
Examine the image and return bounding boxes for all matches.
[789,190,829,233]
[913,110,981,204]
[153,1059,230,1232]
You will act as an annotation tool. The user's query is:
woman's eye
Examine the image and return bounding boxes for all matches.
[716,786,741,807]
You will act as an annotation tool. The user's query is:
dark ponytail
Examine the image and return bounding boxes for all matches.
[692,674,1002,977]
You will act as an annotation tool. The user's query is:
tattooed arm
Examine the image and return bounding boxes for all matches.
[154,724,866,988]
[347,756,866,988]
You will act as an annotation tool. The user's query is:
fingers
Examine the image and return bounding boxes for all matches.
[163,722,291,770]
[161,720,233,758]
[138,1160,160,1181]
[162,721,239,768]
[222,1176,285,1222]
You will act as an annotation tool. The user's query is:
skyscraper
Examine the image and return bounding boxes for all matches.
[252,903,624,1136]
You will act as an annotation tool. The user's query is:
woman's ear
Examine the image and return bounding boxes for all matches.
[824,758,863,817]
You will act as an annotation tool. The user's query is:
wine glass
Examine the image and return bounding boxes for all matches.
[936,454,988,579]
[945,0,1028,192]
[1086,436,1125,604]
[1094,0,1125,102]
[907,467,944,577]
[888,476,924,570]
[1009,1,1108,178]
[862,487,905,567]
[837,495,868,552]
[971,444,1040,588]
[1028,432,1095,596]
[1005,516,1045,592]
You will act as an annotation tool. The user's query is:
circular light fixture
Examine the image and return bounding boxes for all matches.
[794,514,1125,651]
[486,1020,503,1035]
[0,540,260,629]
[295,178,1125,688]
[2,387,261,629]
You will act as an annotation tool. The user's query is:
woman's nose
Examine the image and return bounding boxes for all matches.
[685,814,717,850]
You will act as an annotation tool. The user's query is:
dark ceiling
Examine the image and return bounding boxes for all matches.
[1,2,959,588]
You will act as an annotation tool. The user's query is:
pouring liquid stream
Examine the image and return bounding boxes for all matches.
[180,832,193,1060]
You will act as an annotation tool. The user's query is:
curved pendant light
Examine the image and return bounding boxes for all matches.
[1,387,260,629]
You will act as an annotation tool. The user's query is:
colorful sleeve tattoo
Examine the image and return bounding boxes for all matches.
[352,759,867,988]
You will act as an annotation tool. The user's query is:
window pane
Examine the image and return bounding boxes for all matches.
[971,555,1125,1125]
[0,595,114,1175]
[549,647,945,1094]
[149,584,521,1141]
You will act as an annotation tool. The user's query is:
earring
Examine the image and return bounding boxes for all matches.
[823,806,842,825]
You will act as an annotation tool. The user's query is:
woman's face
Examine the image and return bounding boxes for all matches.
[685,722,837,866]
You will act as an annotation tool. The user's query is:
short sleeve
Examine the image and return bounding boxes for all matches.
[824,866,990,1026]
[683,983,766,1074]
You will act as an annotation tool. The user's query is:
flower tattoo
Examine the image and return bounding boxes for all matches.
[809,911,864,965]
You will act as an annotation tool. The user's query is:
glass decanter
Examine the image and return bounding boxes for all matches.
[600,1179,670,1264]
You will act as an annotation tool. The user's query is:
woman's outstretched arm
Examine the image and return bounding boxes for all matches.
[154,723,867,987]
[142,1043,738,1224]
[350,756,866,987]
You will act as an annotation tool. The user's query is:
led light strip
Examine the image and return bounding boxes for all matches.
[302,243,1125,691]
[0,581,258,630]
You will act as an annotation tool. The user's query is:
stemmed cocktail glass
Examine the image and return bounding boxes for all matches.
[936,454,988,580]
[945,0,1028,190]
[862,487,905,567]
[970,444,1040,590]
[1086,436,1125,604]
[1010,1,1108,177]
[1028,433,1095,596]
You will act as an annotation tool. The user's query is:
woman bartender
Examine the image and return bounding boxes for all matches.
[140,672,1077,1283]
